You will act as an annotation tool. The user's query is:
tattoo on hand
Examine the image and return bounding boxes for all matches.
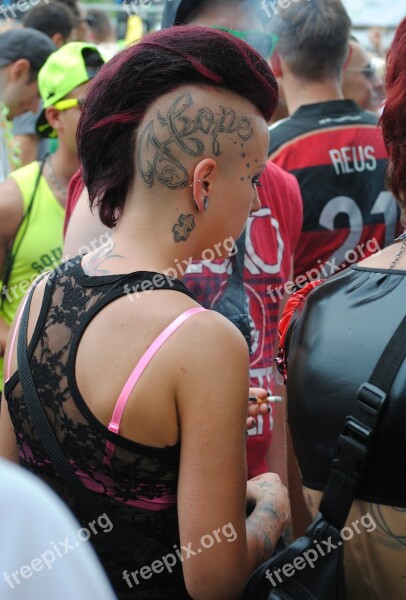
[137,92,253,190]
[172,214,195,243]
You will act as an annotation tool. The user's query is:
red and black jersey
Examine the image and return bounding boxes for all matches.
[269,100,399,280]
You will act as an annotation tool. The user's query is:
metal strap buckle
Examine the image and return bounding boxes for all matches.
[356,383,386,415]
[342,416,371,448]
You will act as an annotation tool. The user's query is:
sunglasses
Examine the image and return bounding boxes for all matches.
[53,98,84,111]
[210,26,278,59]
[346,64,377,81]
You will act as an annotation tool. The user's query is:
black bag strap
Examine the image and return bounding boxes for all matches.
[319,313,406,530]
[0,159,45,310]
[233,228,246,282]
[17,276,165,564]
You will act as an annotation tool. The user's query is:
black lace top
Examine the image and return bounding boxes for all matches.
[4,257,196,599]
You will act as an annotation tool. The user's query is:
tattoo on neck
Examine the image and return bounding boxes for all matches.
[83,243,124,276]
[137,92,253,190]
[172,214,195,243]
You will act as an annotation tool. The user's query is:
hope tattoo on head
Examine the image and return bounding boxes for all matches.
[137,92,253,190]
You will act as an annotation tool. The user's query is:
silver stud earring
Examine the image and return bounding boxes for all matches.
[202,196,209,210]
[190,179,202,188]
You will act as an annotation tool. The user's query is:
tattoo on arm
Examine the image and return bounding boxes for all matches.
[246,481,289,566]
[247,509,275,566]
[83,243,124,276]
[137,91,253,190]
[172,214,195,243]
[367,503,406,550]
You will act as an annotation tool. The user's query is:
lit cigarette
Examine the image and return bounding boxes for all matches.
[248,395,283,404]
[266,395,283,403]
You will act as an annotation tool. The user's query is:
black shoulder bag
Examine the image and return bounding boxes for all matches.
[16,275,166,565]
[243,313,406,599]
[212,229,253,353]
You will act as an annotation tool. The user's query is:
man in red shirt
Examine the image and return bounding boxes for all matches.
[267,0,398,281]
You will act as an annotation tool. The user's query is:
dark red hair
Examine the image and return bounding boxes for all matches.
[77,25,278,227]
[381,17,406,215]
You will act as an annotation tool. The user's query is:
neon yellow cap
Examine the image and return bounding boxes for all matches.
[36,42,105,138]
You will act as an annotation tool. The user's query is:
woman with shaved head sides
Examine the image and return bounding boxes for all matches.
[0,26,289,599]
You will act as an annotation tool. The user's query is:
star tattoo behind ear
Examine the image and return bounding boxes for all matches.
[172,214,196,242]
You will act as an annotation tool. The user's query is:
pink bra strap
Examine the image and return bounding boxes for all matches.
[104,306,206,461]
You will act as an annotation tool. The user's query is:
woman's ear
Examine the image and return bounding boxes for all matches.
[190,158,216,213]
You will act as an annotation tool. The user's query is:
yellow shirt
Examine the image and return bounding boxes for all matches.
[0,161,64,390]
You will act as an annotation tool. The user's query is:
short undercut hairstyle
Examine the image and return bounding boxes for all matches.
[23,1,77,42]
[267,0,351,82]
[78,25,278,227]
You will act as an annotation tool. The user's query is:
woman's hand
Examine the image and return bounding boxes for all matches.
[246,387,271,429]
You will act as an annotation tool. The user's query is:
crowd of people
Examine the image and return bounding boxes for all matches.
[0,0,405,598]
